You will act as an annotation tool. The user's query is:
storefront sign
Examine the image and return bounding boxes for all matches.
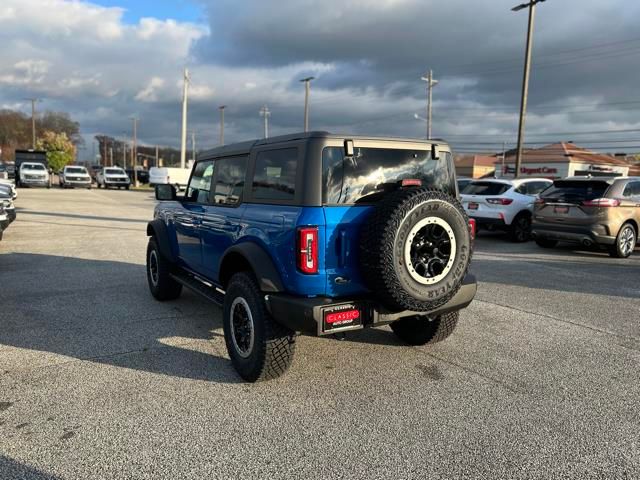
[500,165,558,176]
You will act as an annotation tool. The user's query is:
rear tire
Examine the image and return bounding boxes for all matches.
[146,237,182,300]
[390,311,460,345]
[535,238,558,249]
[223,272,296,382]
[609,223,637,259]
[509,212,531,243]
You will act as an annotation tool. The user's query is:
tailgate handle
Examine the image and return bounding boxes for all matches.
[338,229,348,267]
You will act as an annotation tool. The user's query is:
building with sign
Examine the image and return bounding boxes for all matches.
[495,142,631,179]
[454,155,497,178]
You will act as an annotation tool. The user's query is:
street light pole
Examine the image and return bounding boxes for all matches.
[219,106,226,146]
[130,117,138,186]
[300,77,314,132]
[259,105,271,138]
[180,68,190,169]
[25,98,41,149]
[420,71,438,139]
[512,0,546,178]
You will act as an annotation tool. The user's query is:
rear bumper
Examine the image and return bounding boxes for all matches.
[470,216,507,228]
[531,223,615,245]
[266,274,477,336]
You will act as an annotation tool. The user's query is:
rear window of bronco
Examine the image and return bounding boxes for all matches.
[322,147,455,204]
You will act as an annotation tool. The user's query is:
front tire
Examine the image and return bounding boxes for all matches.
[223,272,296,382]
[609,223,637,259]
[390,311,460,345]
[146,237,182,300]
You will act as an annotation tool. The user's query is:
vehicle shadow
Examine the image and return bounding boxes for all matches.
[0,253,240,384]
[0,455,60,480]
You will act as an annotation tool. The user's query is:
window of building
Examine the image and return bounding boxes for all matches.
[213,156,248,206]
[252,148,297,201]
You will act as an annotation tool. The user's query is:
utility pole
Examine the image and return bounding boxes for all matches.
[219,106,226,146]
[155,146,159,168]
[25,98,41,149]
[420,71,438,139]
[180,68,190,169]
[300,77,314,132]
[109,147,113,167]
[191,132,196,161]
[500,141,506,178]
[512,0,547,178]
[130,117,138,186]
[259,105,271,138]
[123,141,127,168]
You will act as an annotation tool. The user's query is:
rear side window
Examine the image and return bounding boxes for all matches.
[541,180,610,202]
[322,147,455,204]
[461,182,511,196]
[213,156,248,206]
[186,160,214,204]
[623,181,640,198]
[252,148,297,201]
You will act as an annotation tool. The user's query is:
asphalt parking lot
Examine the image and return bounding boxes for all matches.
[1,188,639,480]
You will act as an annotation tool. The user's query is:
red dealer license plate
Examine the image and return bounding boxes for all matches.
[322,304,363,333]
[554,206,569,214]
[468,202,479,210]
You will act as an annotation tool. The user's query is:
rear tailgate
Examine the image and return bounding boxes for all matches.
[323,206,374,297]
[535,180,612,226]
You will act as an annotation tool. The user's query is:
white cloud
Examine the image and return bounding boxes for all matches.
[135,77,166,102]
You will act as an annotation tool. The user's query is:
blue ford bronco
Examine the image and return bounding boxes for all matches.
[147,132,477,382]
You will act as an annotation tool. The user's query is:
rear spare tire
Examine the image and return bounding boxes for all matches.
[361,188,472,312]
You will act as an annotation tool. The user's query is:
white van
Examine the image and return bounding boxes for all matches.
[149,167,191,191]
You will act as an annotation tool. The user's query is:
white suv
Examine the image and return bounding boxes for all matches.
[460,178,552,242]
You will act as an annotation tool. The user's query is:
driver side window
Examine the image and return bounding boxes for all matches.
[186,161,214,204]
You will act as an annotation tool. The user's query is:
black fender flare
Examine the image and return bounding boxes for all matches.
[147,219,177,263]
[219,243,285,293]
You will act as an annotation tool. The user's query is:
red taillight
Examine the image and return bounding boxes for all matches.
[297,226,318,274]
[535,198,546,206]
[582,198,620,207]
[487,198,514,205]
[326,309,360,324]
[468,218,476,241]
[401,179,422,187]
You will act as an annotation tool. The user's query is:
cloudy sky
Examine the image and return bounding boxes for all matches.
[2,0,640,161]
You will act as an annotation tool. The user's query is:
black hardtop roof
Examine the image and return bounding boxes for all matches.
[198,131,448,160]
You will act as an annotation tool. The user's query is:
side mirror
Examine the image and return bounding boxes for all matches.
[155,184,176,201]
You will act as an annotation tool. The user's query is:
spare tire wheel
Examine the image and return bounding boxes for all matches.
[360,188,472,312]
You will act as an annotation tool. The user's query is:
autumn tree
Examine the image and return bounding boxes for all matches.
[36,131,76,172]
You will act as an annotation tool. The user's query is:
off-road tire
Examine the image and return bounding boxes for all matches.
[223,272,296,382]
[509,212,532,243]
[146,237,182,300]
[535,238,558,249]
[360,188,472,312]
[390,311,460,345]
[609,223,637,259]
